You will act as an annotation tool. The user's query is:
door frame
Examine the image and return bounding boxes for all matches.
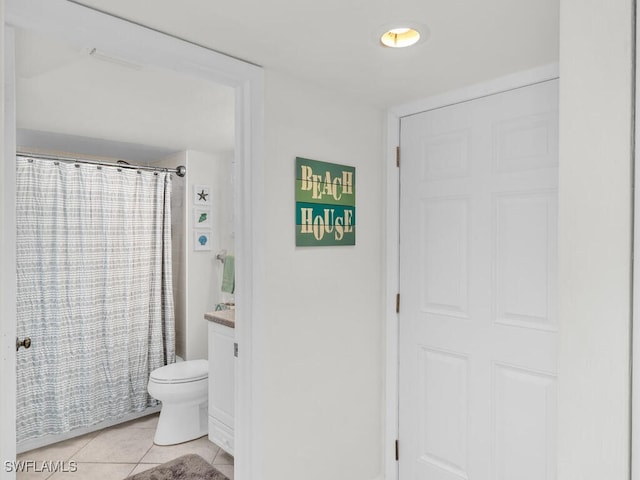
[1,2,264,479]
[384,63,559,480]
[633,5,640,475]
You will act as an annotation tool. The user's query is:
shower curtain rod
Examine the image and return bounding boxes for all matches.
[17,152,187,177]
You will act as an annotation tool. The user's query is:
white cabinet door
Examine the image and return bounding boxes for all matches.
[398,80,558,480]
[208,321,235,454]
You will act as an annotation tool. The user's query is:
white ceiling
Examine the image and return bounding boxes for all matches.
[14,0,558,159]
[72,0,559,108]
[15,27,236,158]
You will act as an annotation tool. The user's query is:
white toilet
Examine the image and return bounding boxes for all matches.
[147,358,209,445]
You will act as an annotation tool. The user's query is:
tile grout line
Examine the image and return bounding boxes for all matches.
[134,435,158,473]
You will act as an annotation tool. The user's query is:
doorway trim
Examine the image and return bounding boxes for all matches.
[1,2,264,479]
[632,3,640,475]
[384,63,559,480]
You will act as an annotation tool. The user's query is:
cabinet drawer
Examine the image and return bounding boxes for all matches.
[208,416,234,456]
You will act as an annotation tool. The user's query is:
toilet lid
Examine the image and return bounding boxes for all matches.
[150,359,209,384]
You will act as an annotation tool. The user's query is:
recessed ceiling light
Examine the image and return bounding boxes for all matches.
[380,27,420,48]
[375,22,429,49]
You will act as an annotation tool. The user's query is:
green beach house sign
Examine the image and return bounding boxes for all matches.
[295,157,356,246]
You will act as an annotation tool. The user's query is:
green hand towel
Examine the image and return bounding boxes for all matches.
[221,255,235,294]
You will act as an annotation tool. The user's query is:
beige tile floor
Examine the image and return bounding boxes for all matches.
[16,413,234,480]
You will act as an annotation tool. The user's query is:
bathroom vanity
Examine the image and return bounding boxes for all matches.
[205,309,235,455]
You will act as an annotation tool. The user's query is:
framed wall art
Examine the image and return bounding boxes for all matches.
[295,157,356,247]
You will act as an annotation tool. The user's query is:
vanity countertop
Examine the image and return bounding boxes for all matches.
[204,309,235,328]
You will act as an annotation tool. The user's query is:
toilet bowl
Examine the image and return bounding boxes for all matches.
[147,359,209,445]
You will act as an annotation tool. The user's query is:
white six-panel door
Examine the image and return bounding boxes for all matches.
[398,80,558,480]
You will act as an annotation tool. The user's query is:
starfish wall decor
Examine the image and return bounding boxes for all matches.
[194,184,211,205]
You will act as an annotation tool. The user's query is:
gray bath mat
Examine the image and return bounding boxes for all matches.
[125,454,229,480]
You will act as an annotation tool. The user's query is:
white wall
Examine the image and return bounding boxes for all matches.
[259,70,385,480]
[158,150,235,361]
[1,2,18,477]
[558,0,633,478]
[185,150,235,361]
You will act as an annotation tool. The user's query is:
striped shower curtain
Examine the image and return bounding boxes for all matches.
[15,156,176,443]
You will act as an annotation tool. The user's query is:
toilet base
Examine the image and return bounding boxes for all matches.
[153,401,208,445]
